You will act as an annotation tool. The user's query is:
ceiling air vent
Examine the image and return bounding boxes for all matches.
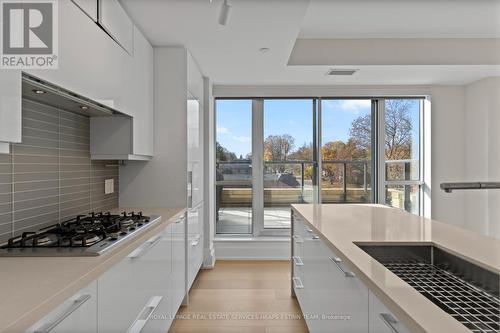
[326,69,358,76]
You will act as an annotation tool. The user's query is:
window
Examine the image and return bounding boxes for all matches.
[214,97,427,236]
[321,99,373,203]
[263,99,315,229]
[215,100,253,234]
[383,99,424,215]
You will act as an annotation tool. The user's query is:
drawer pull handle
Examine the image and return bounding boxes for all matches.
[329,257,355,277]
[175,216,185,223]
[128,235,162,259]
[127,296,163,333]
[379,313,401,333]
[312,235,320,240]
[34,294,91,333]
[293,235,303,243]
[306,229,313,233]
[292,256,304,266]
[292,277,304,289]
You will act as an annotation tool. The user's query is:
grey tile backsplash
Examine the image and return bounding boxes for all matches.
[0,99,119,244]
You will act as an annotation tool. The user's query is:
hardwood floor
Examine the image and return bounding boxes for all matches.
[169,260,308,333]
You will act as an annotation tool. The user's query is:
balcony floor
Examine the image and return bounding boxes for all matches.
[216,207,291,234]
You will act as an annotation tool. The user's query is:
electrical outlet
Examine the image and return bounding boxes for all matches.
[105,179,114,194]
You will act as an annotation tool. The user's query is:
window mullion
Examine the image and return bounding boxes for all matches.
[377,99,387,205]
[252,99,264,237]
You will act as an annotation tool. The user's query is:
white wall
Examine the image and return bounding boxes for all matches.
[463,77,500,239]
[429,86,466,228]
[119,47,188,208]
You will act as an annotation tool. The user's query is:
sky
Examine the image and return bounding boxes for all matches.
[216,99,420,159]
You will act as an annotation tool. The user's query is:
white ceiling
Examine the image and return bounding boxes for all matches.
[300,0,500,39]
[121,0,500,86]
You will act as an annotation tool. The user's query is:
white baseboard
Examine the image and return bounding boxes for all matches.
[202,244,216,269]
[214,238,290,260]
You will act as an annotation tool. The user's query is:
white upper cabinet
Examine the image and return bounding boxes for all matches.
[130,26,154,156]
[71,0,98,21]
[27,0,131,116]
[99,0,134,54]
[187,98,202,206]
[90,26,154,159]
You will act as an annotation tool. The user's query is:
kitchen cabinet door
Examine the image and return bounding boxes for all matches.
[130,26,154,156]
[71,0,97,21]
[187,98,203,207]
[187,203,203,290]
[99,0,134,54]
[369,290,411,333]
[135,226,173,333]
[292,215,369,333]
[0,71,21,143]
[303,238,369,333]
[171,214,187,314]
[98,227,172,332]
[27,281,97,333]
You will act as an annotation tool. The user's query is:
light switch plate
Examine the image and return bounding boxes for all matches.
[105,179,114,194]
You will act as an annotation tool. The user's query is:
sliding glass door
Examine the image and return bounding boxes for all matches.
[215,100,253,234]
[262,99,316,229]
[321,99,374,203]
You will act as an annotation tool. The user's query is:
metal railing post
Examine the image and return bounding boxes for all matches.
[364,162,368,193]
[301,162,305,203]
[343,162,347,202]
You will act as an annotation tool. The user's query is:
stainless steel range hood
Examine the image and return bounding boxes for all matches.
[22,73,124,117]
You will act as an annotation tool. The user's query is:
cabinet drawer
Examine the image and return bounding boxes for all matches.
[98,227,172,332]
[188,233,203,290]
[27,281,97,333]
[369,291,410,333]
[299,232,369,333]
[188,203,203,236]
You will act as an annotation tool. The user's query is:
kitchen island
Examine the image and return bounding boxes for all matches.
[291,204,500,333]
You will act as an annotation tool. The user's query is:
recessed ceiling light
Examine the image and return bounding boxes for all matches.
[259,47,270,53]
[33,89,46,94]
[80,106,89,110]
[326,69,358,76]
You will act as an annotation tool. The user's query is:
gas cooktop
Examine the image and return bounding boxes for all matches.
[0,211,161,256]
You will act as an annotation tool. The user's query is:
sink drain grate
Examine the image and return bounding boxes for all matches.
[383,261,500,333]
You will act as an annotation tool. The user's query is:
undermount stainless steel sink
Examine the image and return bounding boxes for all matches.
[357,244,499,333]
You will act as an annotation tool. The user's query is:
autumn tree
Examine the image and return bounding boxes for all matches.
[264,134,295,173]
[350,100,413,160]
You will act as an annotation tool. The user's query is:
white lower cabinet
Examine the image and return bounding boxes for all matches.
[27,281,97,333]
[98,225,173,333]
[292,212,409,333]
[25,215,187,333]
[187,203,204,290]
[299,233,368,333]
[171,214,187,314]
[369,291,411,333]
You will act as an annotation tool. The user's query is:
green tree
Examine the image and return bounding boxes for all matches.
[216,142,237,161]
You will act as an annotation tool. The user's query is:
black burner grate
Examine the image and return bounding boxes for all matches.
[383,261,500,333]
